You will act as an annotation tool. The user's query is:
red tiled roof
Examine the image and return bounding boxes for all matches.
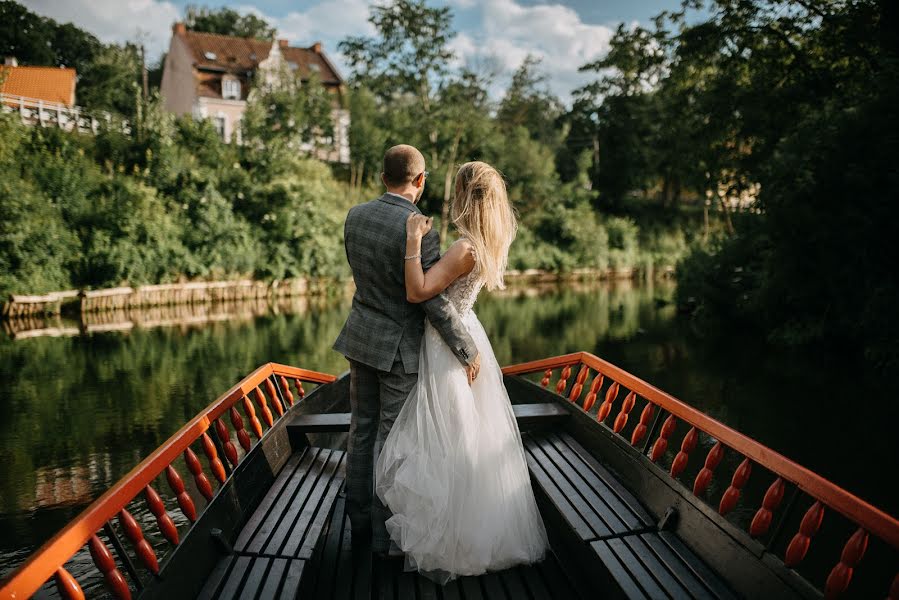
[177,29,342,85]
[0,66,76,107]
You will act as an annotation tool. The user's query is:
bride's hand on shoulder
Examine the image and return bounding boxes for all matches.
[406,213,433,240]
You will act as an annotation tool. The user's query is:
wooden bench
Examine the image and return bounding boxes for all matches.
[524,431,737,600]
[197,555,307,600]
[288,402,569,434]
[198,446,346,599]
[314,487,584,600]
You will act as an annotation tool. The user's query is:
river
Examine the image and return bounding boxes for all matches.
[0,280,895,586]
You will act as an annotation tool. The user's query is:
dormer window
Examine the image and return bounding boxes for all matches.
[222,75,241,100]
[204,51,217,61]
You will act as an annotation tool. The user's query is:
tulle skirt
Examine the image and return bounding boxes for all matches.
[375,310,549,584]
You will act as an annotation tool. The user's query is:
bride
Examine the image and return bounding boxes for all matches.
[375,161,549,584]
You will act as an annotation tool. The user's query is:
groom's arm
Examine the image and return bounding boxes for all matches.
[419,229,479,366]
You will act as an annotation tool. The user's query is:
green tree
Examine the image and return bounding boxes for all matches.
[184,5,276,39]
[242,69,335,151]
[77,44,141,117]
[339,0,460,215]
[0,1,100,71]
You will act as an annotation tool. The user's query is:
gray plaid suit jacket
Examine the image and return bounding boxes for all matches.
[332,192,478,373]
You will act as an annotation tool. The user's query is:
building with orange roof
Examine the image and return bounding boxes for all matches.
[160,23,349,162]
[0,59,77,107]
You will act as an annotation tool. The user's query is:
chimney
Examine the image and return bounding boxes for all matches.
[278,39,288,48]
[173,22,186,35]
[4,56,17,67]
[311,42,322,54]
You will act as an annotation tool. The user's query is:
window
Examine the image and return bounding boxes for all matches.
[287,61,298,71]
[309,63,320,73]
[213,116,226,140]
[222,76,241,100]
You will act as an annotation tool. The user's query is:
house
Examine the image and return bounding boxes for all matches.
[160,23,349,163]
[0,57,77,107]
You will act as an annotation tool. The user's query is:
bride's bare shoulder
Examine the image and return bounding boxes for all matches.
[444,238,476,275]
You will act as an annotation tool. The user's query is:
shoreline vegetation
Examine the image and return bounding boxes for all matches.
[5,0,894,369]
[1,266,676,320]
[0,1,712,323]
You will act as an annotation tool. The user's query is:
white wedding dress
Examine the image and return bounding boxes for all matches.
[375,257,549,584]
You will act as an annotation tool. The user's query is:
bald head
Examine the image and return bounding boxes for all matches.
[382,144,426,188]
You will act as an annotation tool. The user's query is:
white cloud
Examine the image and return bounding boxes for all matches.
[22,0,181,63]
[453,0,614,103]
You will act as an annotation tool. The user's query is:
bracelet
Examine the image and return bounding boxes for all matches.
[404,253,421,260]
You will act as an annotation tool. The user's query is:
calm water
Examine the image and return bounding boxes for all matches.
[0,281,896,588]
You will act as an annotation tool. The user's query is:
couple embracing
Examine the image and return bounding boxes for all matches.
[332,144,549,584]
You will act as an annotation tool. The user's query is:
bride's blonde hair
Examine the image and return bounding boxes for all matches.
[451,161,517,291]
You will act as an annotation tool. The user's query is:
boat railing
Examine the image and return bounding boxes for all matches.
[503,351,898,599]
[0,363,335,600]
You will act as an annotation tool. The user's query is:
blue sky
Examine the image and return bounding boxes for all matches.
[23,0,692,103]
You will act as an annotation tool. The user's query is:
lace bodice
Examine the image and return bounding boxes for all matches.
[444,243,483,314]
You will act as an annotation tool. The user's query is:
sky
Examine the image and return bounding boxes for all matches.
[22,0,691,102]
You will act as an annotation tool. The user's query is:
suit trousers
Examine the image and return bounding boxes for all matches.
[345,357,416,552]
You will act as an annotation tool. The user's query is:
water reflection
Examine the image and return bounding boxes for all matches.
[0,281,894,588]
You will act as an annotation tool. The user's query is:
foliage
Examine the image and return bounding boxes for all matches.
[242,70,335,149]
[662,0,899,369]
[0,0,700,301]
[183,5,276,39]
[0,2,142,118]
[0,100,353,295]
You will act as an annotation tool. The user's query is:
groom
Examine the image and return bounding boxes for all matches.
[333,144,481,556]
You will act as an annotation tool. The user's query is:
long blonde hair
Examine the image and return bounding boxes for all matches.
[451,161,518,291]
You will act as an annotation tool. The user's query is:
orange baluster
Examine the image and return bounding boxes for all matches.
[254,387,274,427]
[649,414,677,462]
[201,432,226,484]
[613,391,637,433]
[215,418,240,467]
[597,381,620,423]
[265,379,284,417]
[670,427,698,478]
[568,367,590,403]
[165,465,197,521]
[293,377,306,399]
[184,447,213,502]
[88,534,131,599]
[582,373,604,412]
[693,442,725,497]
[719,458,752,515]
[824,528,868,599]
[230,405,252,451]
[630,402,655,446]
[784,501,825,568]
[144,485,178,546]
[749,477,785,537]
[555,365,572,394]
[119,508,159,574]
[540,369,552,388]
[55,567,85,600]
[279,375,295,406]
[242,396,263,440]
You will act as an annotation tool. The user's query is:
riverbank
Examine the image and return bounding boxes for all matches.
[1,277,347,319]
[2,266,677,321]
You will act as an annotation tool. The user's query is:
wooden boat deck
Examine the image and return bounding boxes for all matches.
[196,416,739,599]
[5,357,896,600]
[196,442,583,600]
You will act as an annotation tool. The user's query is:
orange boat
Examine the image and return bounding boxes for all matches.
[1,353,896,599]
